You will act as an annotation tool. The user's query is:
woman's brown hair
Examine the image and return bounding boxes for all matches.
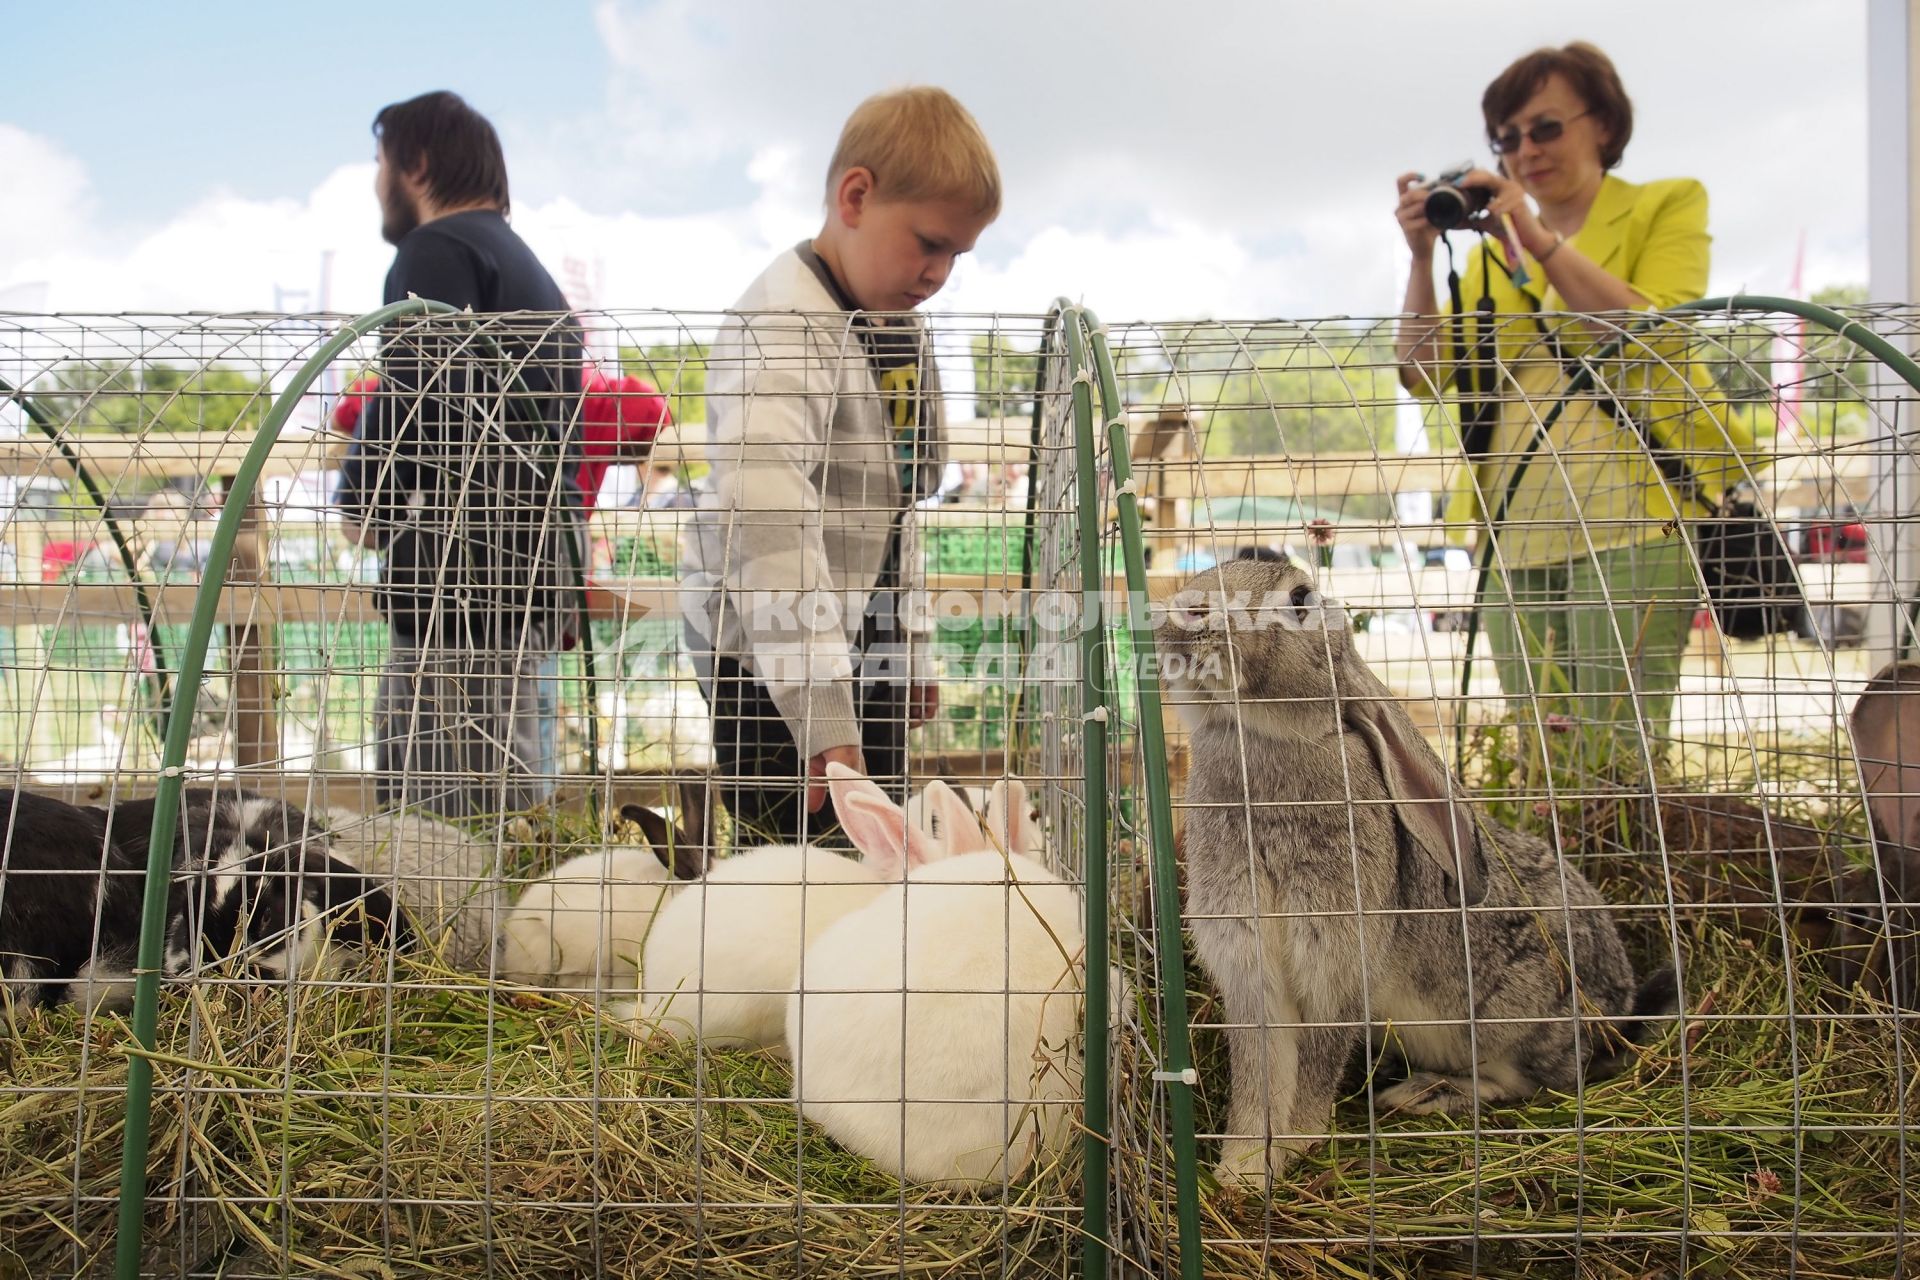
[1482,42,1633,170]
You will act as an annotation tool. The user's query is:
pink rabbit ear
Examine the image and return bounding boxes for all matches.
[924,781,988,856]
[829,771,936,877]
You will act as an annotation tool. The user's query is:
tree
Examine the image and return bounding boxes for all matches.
[1801,284,1873,429]
[618,342,708,426]
[42,361,268,435]
[970,333,1039,419]
[1109,321,1400,456]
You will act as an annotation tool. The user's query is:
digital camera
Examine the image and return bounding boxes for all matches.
[1421,165,1490,232]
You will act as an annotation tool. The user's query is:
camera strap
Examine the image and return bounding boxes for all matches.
[1498,251,1719,520]
[1446,234,1501,463]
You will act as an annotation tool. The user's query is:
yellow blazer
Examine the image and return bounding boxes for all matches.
[1410,174,1762,566]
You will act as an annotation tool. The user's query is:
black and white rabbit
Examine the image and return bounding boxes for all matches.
[1158,558,1673,1190]
[0,788,408,1010]
[1835,658,1920,1007]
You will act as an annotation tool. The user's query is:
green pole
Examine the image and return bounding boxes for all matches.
[107,300,603,1276]
[1082,312,1205,1280]
[1676,295,1920,392]
[1054,303,1112,1280]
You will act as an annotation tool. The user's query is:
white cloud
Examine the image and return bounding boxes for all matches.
[0,126,94,269]
[584,0,1869,308]
[0,2,1873,325]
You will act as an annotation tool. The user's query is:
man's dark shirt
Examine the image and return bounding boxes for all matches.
[337,210,585,646]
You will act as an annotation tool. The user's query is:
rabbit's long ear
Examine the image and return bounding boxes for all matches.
[1345,696,1486,906]
[1851,659,1920,860]
[623,805,702,881]
[926,781,989,856]
[986,779,1039,854]
[673,779,714,878]
[624,787,713,882]
[827,763,937,876]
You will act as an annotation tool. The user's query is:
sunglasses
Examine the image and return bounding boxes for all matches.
[1489,110,1592,155]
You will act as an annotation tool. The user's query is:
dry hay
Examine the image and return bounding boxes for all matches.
[0,963,1082,1279]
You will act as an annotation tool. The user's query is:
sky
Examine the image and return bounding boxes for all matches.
[0,0,1872,322]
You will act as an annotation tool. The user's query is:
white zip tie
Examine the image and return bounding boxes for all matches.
[1083,706,1108,723]
[159,765,185,778]
[1071,370,1093,387]
[1152,1067,1199,1086]
[1116,478,1139,497]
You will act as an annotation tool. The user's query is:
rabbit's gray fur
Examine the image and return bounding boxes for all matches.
[1837,659,1920,1007]
[1159,559,1670,1189]
[321,807,503,970]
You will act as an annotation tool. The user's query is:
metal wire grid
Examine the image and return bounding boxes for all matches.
[1093,304,1920,1276]
[2,304,1918,1277]
[0,308,1117,1278]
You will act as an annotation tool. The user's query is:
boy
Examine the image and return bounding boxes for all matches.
[683,86,1001,843]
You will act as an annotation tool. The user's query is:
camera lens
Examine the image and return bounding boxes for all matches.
[1423,183,1488,232]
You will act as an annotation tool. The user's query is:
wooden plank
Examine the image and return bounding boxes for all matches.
[0,417,1045,481]
[225,489,278,768]
[26,752,1016,818]
[0,575,1082,629]
[0,432,347,481]
[4,425,1875,508]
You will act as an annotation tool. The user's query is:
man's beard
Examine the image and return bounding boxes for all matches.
[380,192,421,246]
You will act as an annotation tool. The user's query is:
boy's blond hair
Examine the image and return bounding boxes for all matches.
[825,87,1001,219]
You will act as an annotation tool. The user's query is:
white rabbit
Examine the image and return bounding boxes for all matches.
[496,850,676,999]
[786,792,1087,1188]
[983,777,1045,856]
[638,766,947,1053]
[494,793,714,1000]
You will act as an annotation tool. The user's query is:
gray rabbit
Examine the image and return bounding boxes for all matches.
[1158,558,1673,1190]
[1836,658,1920,1006]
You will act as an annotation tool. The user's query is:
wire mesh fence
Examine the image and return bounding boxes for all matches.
[0,300,1917,1277]
[1099,301,1920,1277]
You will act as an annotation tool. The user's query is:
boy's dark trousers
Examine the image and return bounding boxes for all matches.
[703,603,909,848]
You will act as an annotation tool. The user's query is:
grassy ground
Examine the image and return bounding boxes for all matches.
[0,971,1083,1279]
[1109,904,1920,1279]
[3,745,1917,1279]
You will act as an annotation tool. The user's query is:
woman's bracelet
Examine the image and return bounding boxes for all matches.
[1535,231,1567,265]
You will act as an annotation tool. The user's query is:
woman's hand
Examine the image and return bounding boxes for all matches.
[1395,172,1440,259]
[1452,168,1556,259]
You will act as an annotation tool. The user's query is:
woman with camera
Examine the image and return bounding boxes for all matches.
[1393,41,1756,776]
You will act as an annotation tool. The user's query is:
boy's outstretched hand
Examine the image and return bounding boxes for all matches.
[806,745,866,813]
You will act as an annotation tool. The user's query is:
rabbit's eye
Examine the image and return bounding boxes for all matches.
[1290,584,1313,620]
